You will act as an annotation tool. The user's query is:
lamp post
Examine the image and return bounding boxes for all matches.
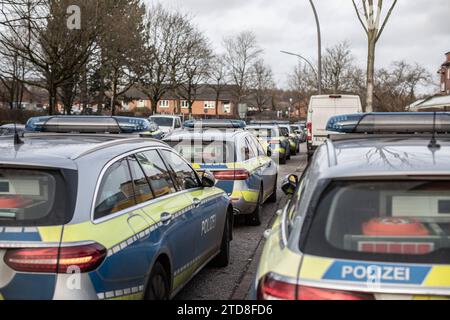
[281,50,318,81]
[308,0,322,95]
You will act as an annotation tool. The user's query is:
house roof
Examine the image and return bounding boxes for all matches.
[408,95,450,111]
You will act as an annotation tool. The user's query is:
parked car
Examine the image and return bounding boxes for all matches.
[255,112,450,300]
[0,121,232,300]
[149,115,183,136]
[247,124,291,165]
[164,120,277,226]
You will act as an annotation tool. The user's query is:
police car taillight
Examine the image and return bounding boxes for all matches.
[258,273,373,300]
[4,243,106,273]
[213,169,250,181]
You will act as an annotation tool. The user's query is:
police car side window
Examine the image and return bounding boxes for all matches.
[128,155,154,204]
[244,138,257,160]
[94,159,136,220]
[137,150,177,197]
[160,150,200,191]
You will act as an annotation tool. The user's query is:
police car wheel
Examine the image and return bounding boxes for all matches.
[210,215,231,267]
[266,177,277,203]
[145,262,170,300]
[246,189,263,226]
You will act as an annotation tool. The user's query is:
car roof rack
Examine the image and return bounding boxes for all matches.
[183,119,246,129]
[26,116,153,134]
[327,112,450,134]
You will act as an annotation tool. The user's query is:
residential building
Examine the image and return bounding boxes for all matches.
[122,85,237,117]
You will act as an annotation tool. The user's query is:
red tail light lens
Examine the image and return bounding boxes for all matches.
[4,243,106,273]
[213,169,250,181]
[258,274,373,300]
[307,123,312,141]
[269,140,279,145]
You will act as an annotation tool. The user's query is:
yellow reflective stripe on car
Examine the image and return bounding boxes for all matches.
[256,222,303,282]
[60,213,145,249]
[109,292,144,300]
[0,293,4,300]
[298,256,334,280]
[38,226,64,243]
[423,266,450,287]
[231,190,259,203]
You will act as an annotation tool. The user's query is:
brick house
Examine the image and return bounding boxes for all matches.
[439,51,450,95]
[122,85,238,117]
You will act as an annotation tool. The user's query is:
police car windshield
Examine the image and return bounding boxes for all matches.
[0,168,75,226]
[151,117,173,127]
[167,141,235,164]
[302,180,450,264]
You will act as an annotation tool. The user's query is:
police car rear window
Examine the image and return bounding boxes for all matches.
[302,181,450,264]
[167,141,235,164]
[0,169,75,226]
[247,128,276,139]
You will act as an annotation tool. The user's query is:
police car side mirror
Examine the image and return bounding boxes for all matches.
[281,174,298,196]
[201,170,216,188]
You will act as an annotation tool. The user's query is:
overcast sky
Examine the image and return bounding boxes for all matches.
[152,0,449,94]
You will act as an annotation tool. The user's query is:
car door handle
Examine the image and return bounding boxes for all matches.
[160,212,173,225]
[193,198,201,208]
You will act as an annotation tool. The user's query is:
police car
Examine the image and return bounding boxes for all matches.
[255,113,450,300]
[26,115,164,139]
[0,118,232,300]
[247,124,291,165]
[164,120,278,226]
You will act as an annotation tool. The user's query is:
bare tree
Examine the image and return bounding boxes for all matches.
[140,4,191,115]
[322,41,358,93]
[374,60,431,112]
[96,0,146,115]
[248,59,275,112]
[352,0,398,112]
[223,31,262,115]
[208,54,229,116]
[0,0,100,115]
[177,29,212,117]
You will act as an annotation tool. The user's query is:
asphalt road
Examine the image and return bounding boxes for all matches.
[175,145,307,300]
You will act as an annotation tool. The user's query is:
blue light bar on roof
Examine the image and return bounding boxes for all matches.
[326,112,450,134]
[25,116,155,134]
[183,119,246,129]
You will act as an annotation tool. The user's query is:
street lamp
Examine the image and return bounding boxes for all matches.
[280,50,318,81]
[308,0,322,95]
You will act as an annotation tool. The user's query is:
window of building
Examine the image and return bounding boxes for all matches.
[181,100,189,109]
[204,101,216,109]
[159,100,169,108]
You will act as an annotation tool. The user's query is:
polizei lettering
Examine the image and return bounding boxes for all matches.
[341,265,411,282]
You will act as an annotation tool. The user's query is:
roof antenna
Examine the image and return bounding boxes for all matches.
[13,123,23,145]
[428,112,440,151]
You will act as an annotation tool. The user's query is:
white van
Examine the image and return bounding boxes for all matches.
[307,95,362,158]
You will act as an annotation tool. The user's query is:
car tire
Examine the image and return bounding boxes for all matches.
[144,262,170,300]
[266,177,277,203]
[210,214,231,268]
[246,188,263,226]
